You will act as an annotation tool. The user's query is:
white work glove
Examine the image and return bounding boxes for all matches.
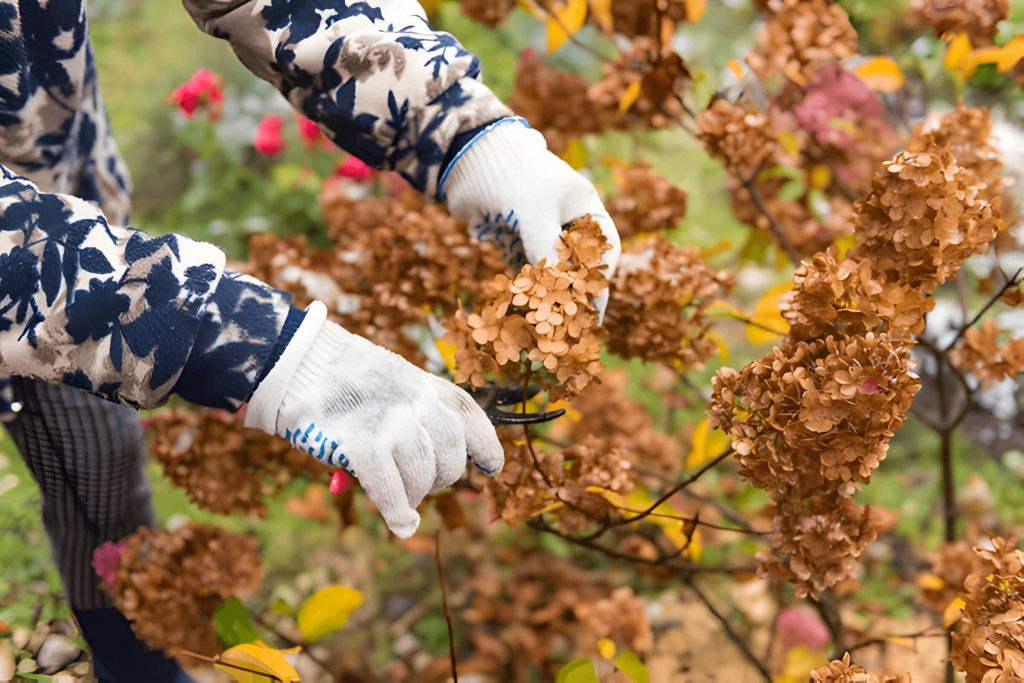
[246,302,503,538]
[441,119,622,319]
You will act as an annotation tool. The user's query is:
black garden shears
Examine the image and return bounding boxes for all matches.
[459,382,566,426]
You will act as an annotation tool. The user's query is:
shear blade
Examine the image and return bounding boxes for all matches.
[487,407,567,426]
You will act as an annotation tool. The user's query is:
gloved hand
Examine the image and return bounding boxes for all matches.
[246,302,503,538]
[441,119,622,318]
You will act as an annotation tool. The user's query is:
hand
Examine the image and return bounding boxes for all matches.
[245,302,503,538]
[442,119,622,319]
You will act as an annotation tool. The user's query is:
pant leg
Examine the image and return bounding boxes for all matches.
[5,376,155,610]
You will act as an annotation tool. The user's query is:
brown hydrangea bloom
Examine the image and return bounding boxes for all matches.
[851,144,1000,290]
[113,524,262,654]
[907,0,1009,45]
[446,217,609,399]
[509,49,600,154]
[550,369,683,478]
[605,236,733,370]
[919,540,981,614]
[950,319,1024,387]
[910,105,1005,206]
[697,98,778,181]
[747,0,859,84]
[711,333,918,489]
[811,652,911,682]
[248,187,507,365]
[729,180,855,256]
[606,163,688,240]
[148,409,330,517]
[573,586,653,655]
[781,250,933,340]
[607,0,688,39]
[461,552,652,676]
[459,0,515,27]
[711,135,1003,596]
[487,433,632,530]
[951,537,1024,682]
[588,39,691,131]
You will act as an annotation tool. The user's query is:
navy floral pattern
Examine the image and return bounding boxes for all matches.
[0,0,505,410]
[183,0,512,197]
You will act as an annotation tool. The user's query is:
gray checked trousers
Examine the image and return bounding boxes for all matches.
[6,377,155,609]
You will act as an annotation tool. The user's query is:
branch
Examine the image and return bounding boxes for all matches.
[686,582,772,682]
[177,649,283,681]
[435,530,459,683]
[741,177,802,267]
[944,266,1024,352]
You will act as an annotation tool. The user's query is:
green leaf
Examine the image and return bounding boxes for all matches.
[214,597,260,647]
[613,651,651,683]
[555,658,598,683]
[777,179,806,203]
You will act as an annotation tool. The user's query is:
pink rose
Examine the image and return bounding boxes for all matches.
[335,156,375,182]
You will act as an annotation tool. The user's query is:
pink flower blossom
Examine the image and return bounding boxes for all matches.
[335,156,375,182]
[297,117,324,147]
[255,115,286,156]
[170,69,224,120]
[329,471,354,495]
[92,541,127,593]
[777,605,831,652]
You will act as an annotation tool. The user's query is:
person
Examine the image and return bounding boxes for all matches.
[0,0,621,680]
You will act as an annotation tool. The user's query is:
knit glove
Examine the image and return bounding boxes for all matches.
[245,302,503,538]
[441,119,622,318]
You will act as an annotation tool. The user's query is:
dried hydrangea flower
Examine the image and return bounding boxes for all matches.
[113,524,262,654]
[607,163,688,240]
[747,0,858,84]
[951,537,1024,682]
[907,0,1009,45]
[697,98,778,181]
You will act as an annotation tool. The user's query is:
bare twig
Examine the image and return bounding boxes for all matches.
[435,530,459,683]
[741,177,802,267]
[686,582,772,682]
[177,649,283,681]
[944,267,1024,352]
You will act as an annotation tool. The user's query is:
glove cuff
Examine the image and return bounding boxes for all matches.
[440,119,547,208]
[244,300,328,433]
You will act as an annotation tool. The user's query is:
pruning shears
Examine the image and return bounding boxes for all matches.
[459,382,566,426]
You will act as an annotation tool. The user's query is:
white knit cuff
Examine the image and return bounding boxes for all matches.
[441,121,549,210]
[244,301,328,433]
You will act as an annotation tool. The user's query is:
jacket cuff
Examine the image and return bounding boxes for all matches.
[174,271,293,411]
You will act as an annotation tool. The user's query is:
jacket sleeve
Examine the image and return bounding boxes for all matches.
[181,0,513,197]
[0,164,291,410]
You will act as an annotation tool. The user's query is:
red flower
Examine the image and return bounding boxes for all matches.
[296,117,323,147]
[335,156,375,182]
[255,115,286,156]
[329,470,354,495]
[170,69,224,120]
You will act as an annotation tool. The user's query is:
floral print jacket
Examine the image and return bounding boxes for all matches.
[0,0,511,411]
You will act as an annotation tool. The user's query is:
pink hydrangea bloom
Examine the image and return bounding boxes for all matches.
[92,541,127,593]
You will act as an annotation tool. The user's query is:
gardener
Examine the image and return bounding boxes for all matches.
[0,0,620,681]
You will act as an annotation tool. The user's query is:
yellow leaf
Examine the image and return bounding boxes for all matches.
[885,636,917,650]
[686,418,730,469]
[726,58,744,80]
[777,131,801,158]
[216,642,301,683]
[962,45,1004,78]
[944,33,972,73]
[854,56,905,93]
[944,597,966,628]
[547,0,588,53]
[774,646,829,683]
[435,338,457,373]
[683,0,706,22]
[997,35,1024,73]
[746,283,792,345]
[701,239,733,260]
[618,80,642,112]
[297,585,365,643]
[706,331,729,362]
[808,164,831,190]
[561,137,588,170]
[834,233,857,259]
[916,573,945,592]
[588,0,612,30]
[597,638,617,660]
